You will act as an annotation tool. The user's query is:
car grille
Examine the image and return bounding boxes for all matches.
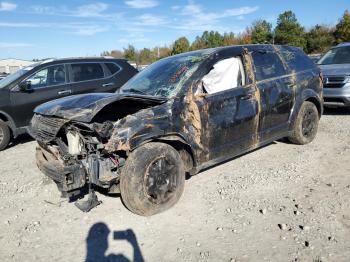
[30,114,67,143]
[323,76,347,88]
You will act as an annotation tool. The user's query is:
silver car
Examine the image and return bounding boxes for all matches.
[318,42,350,107]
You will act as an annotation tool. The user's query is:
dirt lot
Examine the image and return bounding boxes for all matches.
[0,108,349,262]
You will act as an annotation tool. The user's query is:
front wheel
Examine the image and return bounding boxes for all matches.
[288,101,319,145]
[0,120,11,151]
[120,142,185,216]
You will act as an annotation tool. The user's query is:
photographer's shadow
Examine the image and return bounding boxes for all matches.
[85,223,144,262]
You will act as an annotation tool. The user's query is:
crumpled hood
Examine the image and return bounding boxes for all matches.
[319,64,350,76]
[34,93,167,122]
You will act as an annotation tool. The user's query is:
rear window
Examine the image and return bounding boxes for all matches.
[105,63,121,75]
[280,47,315,72]
[251,51,286,81]
[71,63,104,82]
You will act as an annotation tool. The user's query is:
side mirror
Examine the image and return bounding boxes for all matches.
[19,80,32,92]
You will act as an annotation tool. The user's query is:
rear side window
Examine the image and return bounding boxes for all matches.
[280,48,315,72]
[71,63,104,82]
[105,63,121,75]
[251,51,286,81]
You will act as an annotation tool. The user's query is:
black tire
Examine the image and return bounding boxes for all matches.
[0,120,11,151]
[288,101,319,145]
[120,142,185,216]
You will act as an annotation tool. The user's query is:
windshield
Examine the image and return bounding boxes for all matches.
[318,46,350,65]
[0,65,36,88]
[119,50,212,98]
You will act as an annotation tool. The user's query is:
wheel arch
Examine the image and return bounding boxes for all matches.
[305,96,322,118]
[0,111,16,136]
[289,89,323,128]
[130,134,197,174]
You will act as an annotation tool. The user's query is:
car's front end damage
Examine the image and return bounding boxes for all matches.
[29,93,168,211]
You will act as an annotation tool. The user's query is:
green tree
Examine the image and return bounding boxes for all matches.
[123,44,137,61]
[251,20,273,44]
[138,48,155,64]
[201,31,223,48]
[191,36,207,50]
[171,37,190,55]
[334,10,350,44]
[222,32,236,46]
[274,11,306,49]
[306,25,335,54]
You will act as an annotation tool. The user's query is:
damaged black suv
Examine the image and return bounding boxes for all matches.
[29,45,323,216]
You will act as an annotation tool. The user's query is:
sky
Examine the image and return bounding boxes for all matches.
[0,0,349,60]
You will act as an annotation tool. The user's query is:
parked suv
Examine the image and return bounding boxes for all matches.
[318,42,350,107]
[29,45,323,215]
[0,57,138,150]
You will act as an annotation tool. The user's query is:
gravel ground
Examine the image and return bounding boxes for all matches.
[0,108,349,262]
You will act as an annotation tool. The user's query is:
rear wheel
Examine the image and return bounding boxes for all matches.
[288,101,319,145]
[120,142,185,216]
[0,120,11,151]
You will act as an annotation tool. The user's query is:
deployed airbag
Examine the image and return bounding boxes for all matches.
[202,57,245,94]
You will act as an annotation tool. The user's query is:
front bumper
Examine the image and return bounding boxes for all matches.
[323,83,350,107]
[36,146,87,197]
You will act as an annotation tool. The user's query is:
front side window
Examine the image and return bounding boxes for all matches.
[27,65,66,89]
[71,63,104,82]
[252,51,286,81]
[201,57,246,95]
[318,46,350,65]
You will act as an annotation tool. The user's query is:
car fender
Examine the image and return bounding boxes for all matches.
[0,110,17,136]
[289,88,323,128]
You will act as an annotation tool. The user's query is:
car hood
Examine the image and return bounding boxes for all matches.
[319,64,350,76]
[34,93,167,123]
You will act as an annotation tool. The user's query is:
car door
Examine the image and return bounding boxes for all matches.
[195,54,260,162]
[68,62,117,95]
[10,64,70,127]
[251,49,294,141]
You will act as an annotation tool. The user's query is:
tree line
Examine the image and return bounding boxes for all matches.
[101,10,350,65]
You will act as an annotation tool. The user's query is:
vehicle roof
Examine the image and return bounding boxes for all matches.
[39,57,128,65]
[169,44,300,59]
[335,42,350,47]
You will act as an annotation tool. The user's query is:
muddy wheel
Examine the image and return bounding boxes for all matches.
[288,101,319,145]
[0,120,11,151]
[120,142,185,216]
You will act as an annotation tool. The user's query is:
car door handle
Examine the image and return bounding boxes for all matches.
[102,82,115,87]
[58,90,72,95]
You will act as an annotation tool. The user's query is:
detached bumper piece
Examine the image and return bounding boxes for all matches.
[74,187,102,212]
[36,146,105,212]
[36,146,88,198]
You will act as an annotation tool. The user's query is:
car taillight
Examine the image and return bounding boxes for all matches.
[319,72,324,82]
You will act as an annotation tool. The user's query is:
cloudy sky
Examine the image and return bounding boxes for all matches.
[0,0,348,60]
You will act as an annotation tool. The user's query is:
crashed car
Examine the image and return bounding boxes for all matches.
[29,45,323,216]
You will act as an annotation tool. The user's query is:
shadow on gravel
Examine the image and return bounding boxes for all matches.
[6,133,34,149]
[85,222,144,262]
[323,107,350,115]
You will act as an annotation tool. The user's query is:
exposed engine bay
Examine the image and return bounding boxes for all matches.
[30,94,167,212]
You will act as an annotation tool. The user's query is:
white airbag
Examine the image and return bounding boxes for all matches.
[202,57,245,94]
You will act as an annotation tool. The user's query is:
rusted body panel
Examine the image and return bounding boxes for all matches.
[29,44,323,207]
